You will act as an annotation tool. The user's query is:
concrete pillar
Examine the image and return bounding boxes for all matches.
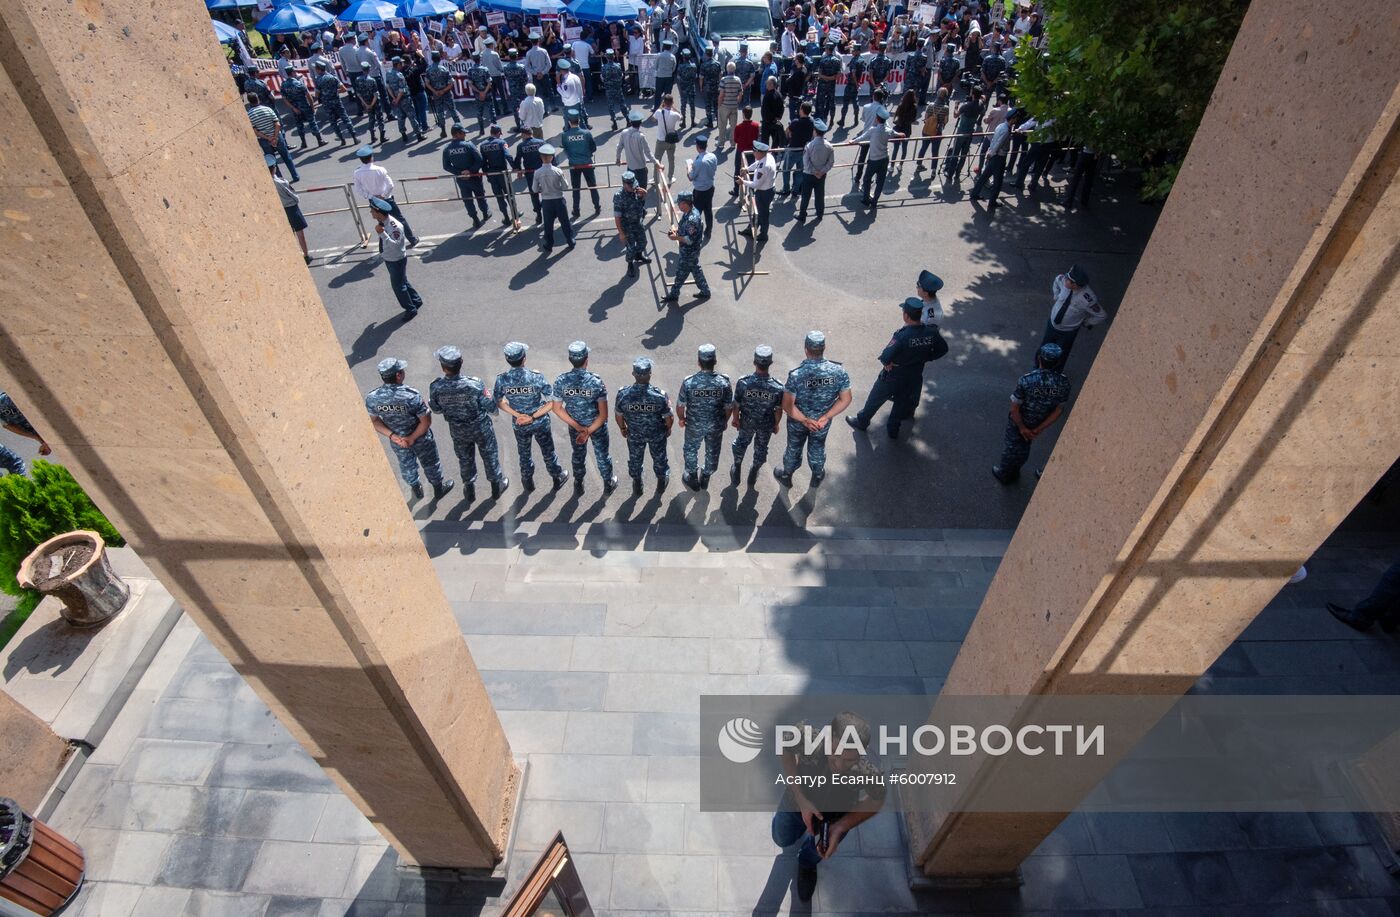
[0,690,69,812]
[0,1,515,868]
[908,0,1400,878]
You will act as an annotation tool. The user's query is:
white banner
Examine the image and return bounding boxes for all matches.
[563,26,582,40]
[636,52,657,89]
[486,10,505,25]
[391,17,405,27]
[428,19,444,32]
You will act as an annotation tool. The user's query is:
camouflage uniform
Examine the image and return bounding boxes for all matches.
[384,67,424,138]
[996,363,1070,482]
[838,55,865,126]
[867,51,893,95]
[243,73,273,106]
[615,375,672,482]
[815,53,842,124]
[428,371,505,487]
[614,182,648,271]
[280,76,323,146]
[675,55,699,125]
[699,55,723,127]
[365,382,446,489]
[678,360,733,481]
[780,350,851,478]
[601,59,627,128]
[731,371,784,467]
[0,391,35,476]
[503,58,530,127]
[667,207,709,299]
[493,362,564,485]
[554,363,614,482]
[314,71,358,141]
[425,62,459,131]
[354,70,385,140]
[734,53,758,104]
[465,61,496,132]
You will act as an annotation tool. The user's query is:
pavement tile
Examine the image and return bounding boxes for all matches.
[451,600,607,636]
[562,711,636,755]
[715,854,795,912]
[1017,853,1091,911]
[168,660,260,703]
[1309,812,1371,846]
[759,638,840,675]
[514,800,606,852]
[630,712,701,756]
[570,635,712,673]
[1083,811,1176,854]
[1074,853,1145,909]
[602,673,747,713]
[242,841,360,898]
[206,743,337,794]
[313,795,387,845]
[48,762,117,837]
[495,711,569,754]
[464,634,575,671]
[684,809,781,857]
[185,890,274,916]
[644,756,701,803]
[135,886,195,913]
[834,640,916,676]
[228,791,330,842]
[92,783,246,835]
[526,754,648,802]
[340,846,402,901]
[76,827,173,885]
[708,638,762,674]
[114,738,223,786]
[601,802,687,853]
[764,606,869,640]
[813,855,917,912]
[607,853,717,910]
[155,835,262,891]
[481,670,608,711]
[67,881,145,917]
[1235,812,1324,849]
[605,603,768,638]
[145,696,291,745]
[1239,641,1370,678]
[264,897,325,917]
[1159,812,1252,852]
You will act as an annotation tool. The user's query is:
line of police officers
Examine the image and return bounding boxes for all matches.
[363,329,862,501]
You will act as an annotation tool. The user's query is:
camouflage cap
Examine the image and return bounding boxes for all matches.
[632,357,653,375]
[435,345,463,364]
[804,330,826,350]
[621,170,638,184]
[568,341,589,361]
[697,343,717,362]
[1036,343,1065,369]
[503,341,528,360]
[753,345,774,366]
[676,190,694,203]
[377,357,407,379]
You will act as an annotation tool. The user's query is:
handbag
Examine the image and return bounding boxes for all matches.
[663,110,680,144]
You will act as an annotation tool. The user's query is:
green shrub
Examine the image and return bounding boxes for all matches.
[0,461,124,647]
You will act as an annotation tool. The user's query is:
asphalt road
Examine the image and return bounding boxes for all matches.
[6,100,1160,531]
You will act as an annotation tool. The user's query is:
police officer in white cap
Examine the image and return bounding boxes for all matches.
[533,143,576,253]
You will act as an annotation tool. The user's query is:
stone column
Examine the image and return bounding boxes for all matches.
[0,1,514,868]
[0,691,69,813]
[907,0,1400,878]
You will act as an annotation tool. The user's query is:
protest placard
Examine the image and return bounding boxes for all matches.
[486,10,505,24]
[563,26,582,40]
[428,20,444,33]
[391,17,405,27]
[636,52,657,90]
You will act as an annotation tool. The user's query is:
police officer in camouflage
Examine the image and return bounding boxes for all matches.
[699,47,722,128]
[465,55,496,133]
[428,346,510,500]
[0,389,50,476]
[313,62,358,144]
[366,357,455,501]
[847,298,949,439]
[385,56,426,142]
[676,344,734,490]
[552,342,618,494]
[775,331,852,486]
[503,48,530,130]
[662,192,710,304]
[480,124,514,225]
[614,357,674,493]
[600,49,627,130]
[354,61,386,143]
[425,52,459,137]
[676,48,699,127]
[613,171,649,278]
[729,345,784,486]
[494,342,568,491]
[280,72,324,148]
[992,343,1070,484]
[815,43,842,125]
[242,67,273,106]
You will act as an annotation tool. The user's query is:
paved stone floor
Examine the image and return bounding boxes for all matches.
[47,516,1400,916]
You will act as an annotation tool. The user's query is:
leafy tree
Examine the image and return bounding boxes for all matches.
[0,461,124,646]
[1012,0,1249,200]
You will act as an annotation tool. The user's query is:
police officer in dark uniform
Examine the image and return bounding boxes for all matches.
[479,124,514,225]
[313,61,359,144]
[677,344,733,490]
[776,330,852,486]
[613,170,649,277]
[729,345,784,486]
[428,345,510,500]
[846,298,949,439]
[560,109,601,218]
[992,343,1070,484]
[494,342,568,491]
[837,50,866,128]
[443,122,488,229]
[601,49,628,129]
[553,341,618,493]
[662,191,710,304]
[0,389,49,476]
[514,132,547,224]
[676,48,699,127]
[280,71,324,149]
[242,66,273,106]
[365,357,454,501]
[353,61,386,143]
[614,357,674,493]
[503,48,530,130]
[699,46,723,128]
[815,43,842,125]
[465,54,497,133]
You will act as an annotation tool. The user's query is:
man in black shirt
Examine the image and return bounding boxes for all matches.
[780,101,815,197]
[847,298,949,439]
[760,76,786,150]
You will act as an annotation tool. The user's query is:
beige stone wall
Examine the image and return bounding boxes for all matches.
[0,691,69,813]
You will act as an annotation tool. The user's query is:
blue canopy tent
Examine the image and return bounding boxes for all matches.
[565,0,644,22]
[477,0,567,16]
[255,1,335,34]
[336,0,403,23]
[212,18,244,41]
[206,0,262,9]
[398,0,459,17]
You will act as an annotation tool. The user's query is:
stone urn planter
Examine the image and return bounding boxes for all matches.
[0,797,84,916]
[17,531,129,628]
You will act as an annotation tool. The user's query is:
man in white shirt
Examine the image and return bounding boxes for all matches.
[557,59,585,121]
[970,108,1018,210]
[518,83,547,138]
[532,144,577,253]
[616,109,656,189]
[353,145,418,246]
[780,21,799,61]
[796,118,834,223]
[653,94,682,180]
[1042,264,1107,363]
[525,36,554,110]
[738,139,777,242]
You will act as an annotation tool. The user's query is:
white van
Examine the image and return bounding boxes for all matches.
[690,0,775,61]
